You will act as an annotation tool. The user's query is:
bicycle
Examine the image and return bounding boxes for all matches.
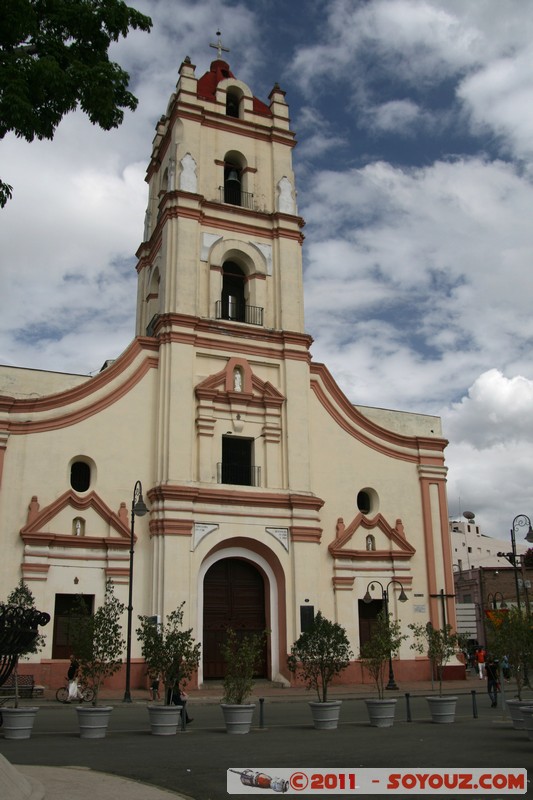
[56,679,94,703]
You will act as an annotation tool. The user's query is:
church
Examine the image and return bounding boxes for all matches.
[0,40,458,689]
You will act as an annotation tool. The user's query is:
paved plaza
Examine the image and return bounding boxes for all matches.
[1,674,531,800]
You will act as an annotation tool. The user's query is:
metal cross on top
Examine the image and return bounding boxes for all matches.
[210,30,230,60]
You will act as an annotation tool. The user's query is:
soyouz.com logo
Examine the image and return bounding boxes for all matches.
[227,767,527,794]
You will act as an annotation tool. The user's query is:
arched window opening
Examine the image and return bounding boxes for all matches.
[226,90,240,118]
[224,163,241,206]
[70,461,91,492]
[221,261,246,322]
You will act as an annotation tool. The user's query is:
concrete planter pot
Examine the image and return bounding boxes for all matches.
[364,698,397,728]
[308,700,342,730]
[518,705,533,740]
[506,699,528,730]
[147,705,181,735]
[426,696,457,724]
[0,706,39,739]
[75,706,113,739]
[220,703,256,734]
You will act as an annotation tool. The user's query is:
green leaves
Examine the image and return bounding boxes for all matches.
[0,0,152,203]
[220,627,267,705]
[70,580,125,706]
[409,622,466,695]
[136,603,201,705]
[287,612,353,702]
[359,611,406,699]
[486,606,533,701]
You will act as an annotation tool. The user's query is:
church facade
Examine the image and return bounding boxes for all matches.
[0,47,457,689]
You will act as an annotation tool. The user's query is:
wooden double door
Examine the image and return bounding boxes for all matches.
[203,558,267,679]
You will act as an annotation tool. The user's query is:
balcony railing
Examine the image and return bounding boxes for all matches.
[215,300,263,326]
[217,463,261,487]
[219,186,254,209]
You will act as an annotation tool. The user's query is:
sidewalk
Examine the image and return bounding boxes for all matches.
[36,669,506,705]
[4,671,524,800]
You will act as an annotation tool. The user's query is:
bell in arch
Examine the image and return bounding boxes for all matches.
[226,167,241,186]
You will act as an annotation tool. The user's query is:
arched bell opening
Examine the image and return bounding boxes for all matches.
[224,163,242,205]
[220,261,246,322]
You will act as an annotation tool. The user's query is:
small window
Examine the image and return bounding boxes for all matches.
[357,490,371,514]
[70,461,91,492]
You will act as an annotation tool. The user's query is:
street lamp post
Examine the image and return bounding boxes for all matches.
[363,579,408,690]
[487,592,506,610]
[123,480,148,703]
[497,514,533,611]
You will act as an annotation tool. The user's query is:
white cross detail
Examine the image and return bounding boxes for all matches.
[209,30,230,59]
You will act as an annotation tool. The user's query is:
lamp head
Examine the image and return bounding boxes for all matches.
[398,588,408,603]
[134,497,148,517]
[363,590,372,604]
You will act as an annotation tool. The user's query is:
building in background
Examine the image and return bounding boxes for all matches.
[452,514,532,645]
[0,43,458,688]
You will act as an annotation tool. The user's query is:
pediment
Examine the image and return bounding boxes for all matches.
[328,513,416,560]
[20,490,131,549]
[195,357,284,406]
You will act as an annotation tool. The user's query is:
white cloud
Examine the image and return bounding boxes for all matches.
[365,99,426,135]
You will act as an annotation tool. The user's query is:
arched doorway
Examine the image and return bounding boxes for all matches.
[203,558,267,679]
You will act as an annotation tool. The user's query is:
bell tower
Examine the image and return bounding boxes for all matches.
[135,44,305,339]
[135,40,315,502]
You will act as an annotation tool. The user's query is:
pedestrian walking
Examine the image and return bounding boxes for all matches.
[486,654,499,707]
[476,646,486,679]
[66,654,83,702]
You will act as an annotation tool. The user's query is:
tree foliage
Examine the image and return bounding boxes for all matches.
[6,580,46,656]
[221,627,267,705]
[70,580,125,706]
[359,611,406,699]
[409,622,466,696]
[287,611,353,702]
[136,603,201,706]
[2,580,48,707]
[486,606,533,701]
[0,0,152,205]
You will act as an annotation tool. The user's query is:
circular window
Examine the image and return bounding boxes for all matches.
[70,459,92,492]
[357,487,378,515]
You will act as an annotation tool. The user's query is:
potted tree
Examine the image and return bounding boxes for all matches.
[0,582,48,739]
[287,611,353,729]
[136,602,201,735]
[409,621,465,723]
[220,627,267,734]
[69,580,125,738]
[486,607,533,728]
[359,610,406,727]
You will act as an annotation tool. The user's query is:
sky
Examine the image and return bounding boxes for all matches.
[1,0,533,544]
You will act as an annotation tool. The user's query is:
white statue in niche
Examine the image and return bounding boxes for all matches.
[366,534,376,551]
[233,368,243,392]
[179,153,197,192]
[73,518,84,536]
[277,176,295,213]
[168,158,176,191]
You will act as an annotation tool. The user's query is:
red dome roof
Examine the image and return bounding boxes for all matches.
[197,60,272,117]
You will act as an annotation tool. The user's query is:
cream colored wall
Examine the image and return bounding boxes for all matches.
[0,366,90,398]
[0,357,158,661]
